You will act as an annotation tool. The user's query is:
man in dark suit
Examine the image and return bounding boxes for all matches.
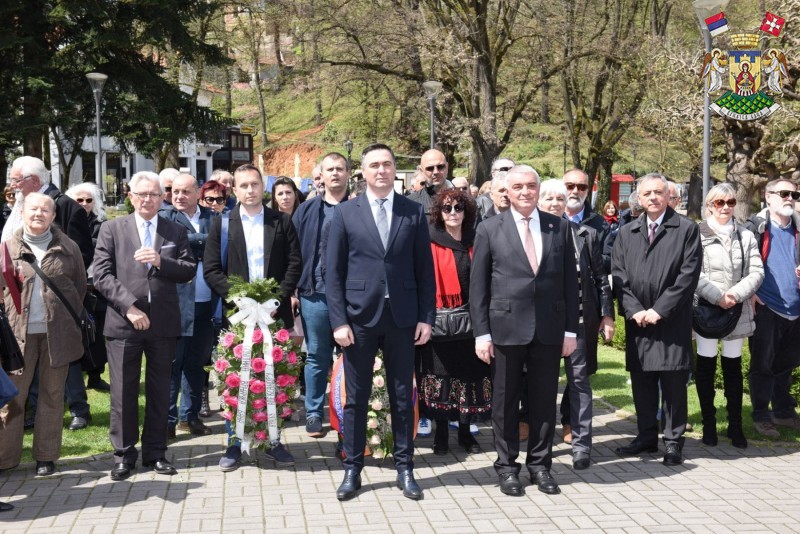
[93,171,196,481]
[326,143,435,501]
[470,165,579,496]
[611,173,702,466]
[159,173,217,437]
[203,164,302,471]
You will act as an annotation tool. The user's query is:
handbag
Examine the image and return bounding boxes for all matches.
[692,228,745,339]
[0,303,24,373]
[0,366,18,408]
[24,259,96,365]
[432,304,473,341]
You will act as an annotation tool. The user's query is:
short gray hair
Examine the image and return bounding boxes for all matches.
[628,190,642,211]
[22,192,56,212]
[504,164,541,187]
[11,156,51,186]
[539,179,568,199]
[130,171,163,193]
[65,182,106,221]
[636,172,669,191]
[209,169,233,182]
[158,168,180,189]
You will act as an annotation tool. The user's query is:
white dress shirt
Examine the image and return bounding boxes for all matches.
[240,206,265,281]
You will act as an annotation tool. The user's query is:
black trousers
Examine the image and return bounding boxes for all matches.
[343,302,415,473]
[107,334,176,465]
[492,340,561,475]
[630,369,690,446]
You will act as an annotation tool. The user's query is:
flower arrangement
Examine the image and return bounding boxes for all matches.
[212,276,303,451]
[366,353,393,459]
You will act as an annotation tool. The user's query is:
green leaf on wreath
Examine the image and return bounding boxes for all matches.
[226,275,283,311]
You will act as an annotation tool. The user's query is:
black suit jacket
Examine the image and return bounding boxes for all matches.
[93,214,197,338]
[44,184,93,269]
[470,209,579,346]
[203,202,302,329]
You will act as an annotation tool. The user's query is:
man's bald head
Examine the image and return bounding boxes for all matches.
[418,149,449,189]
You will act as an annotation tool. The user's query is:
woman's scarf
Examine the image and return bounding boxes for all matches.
[429,224,473,308]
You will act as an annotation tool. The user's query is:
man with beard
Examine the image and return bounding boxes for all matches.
[407,149,452,216]
[745,179,800,437]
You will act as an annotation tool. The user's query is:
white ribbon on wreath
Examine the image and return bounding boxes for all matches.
[228,296,280,454]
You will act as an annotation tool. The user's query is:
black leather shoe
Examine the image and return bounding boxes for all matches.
[68,415,91,431]
[178,419,213,436]
[615,439,658,456]
[110,462,135,481]
[35,461,55,477]
[396,470,423,500]
[87,377,111,392]
[532,470,560,495]
[144,458,178,475]
[0,501,14,512]
[199,387,212,418]
[336,469,362,501]
[498,472,524,496]
[572,451,591,470]
[662,443,683,466]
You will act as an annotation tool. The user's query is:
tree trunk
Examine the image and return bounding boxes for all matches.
[594,154,613,211]
[540,61,550,124]
[471,134,500,187]
[725,120,768,220]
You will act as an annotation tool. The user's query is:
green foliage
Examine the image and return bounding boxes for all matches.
[226,275,281,305]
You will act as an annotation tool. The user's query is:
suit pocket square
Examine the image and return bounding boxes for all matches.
[161,244,176,249]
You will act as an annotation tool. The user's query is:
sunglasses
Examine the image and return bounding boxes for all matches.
[442,204,465,214]
[493,166,512,173]
[769,190,800,200]
[457,186,469,191]
[203,196,226,205]
[565,182,589,192]
[424,164,447,172]
[75,197,93,204]
[164,186,172,192]
[711,198,736,208]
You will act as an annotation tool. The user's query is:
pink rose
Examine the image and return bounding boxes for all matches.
[281,407,293,419]
[222,332,237,348]
[275,374,291,387]
[252,328,264,344]
[233,344,244,360]
[251,357,267,373]
[373,375,385,388]
[221,410,234,421]
[275,391,289,404]
[251,398,267,410]
[222,388,230,398]
[252,411,268,422]
[214,359,231,373]
[286,375,297,385]
[275,329,290,343]
[249,379,266,395]
[287,351,298,364]
[225,373,241,388]
[254,430,267,441]
[368,418,378,429]
[224,395,239,408]
[373,357,383,371]
[272,346,284,363]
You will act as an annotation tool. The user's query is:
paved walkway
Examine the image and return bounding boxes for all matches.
[1,393,800,533]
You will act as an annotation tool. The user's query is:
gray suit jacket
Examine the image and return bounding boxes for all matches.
[93,214,196,338]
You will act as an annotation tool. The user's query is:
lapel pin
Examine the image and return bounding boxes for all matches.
[549,223,553,228]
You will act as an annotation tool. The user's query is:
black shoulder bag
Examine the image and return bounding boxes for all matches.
[24,259,96,365]
[692,230,745,339]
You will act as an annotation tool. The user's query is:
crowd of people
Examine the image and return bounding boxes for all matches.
[0,145,799,510]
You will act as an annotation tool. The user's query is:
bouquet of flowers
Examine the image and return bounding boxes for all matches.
[366,353,393,459]
[212,276,303,451]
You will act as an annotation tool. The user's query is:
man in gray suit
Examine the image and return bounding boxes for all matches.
[93,171,196,481]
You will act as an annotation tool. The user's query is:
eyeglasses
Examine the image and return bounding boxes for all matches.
[10,174,33,184]
[442,204,465,214]
[203,196,226,205]
[768,190,800,200]
[164,186,172,192]
[711,198,737,208]
[565,182,589,192]
[493,166,512,173]
[131,192,163,200]
[418,181,428,187]
[424,164,447,172]
[75,197,93,204]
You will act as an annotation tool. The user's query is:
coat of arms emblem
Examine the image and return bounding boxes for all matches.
[700,12,788,121]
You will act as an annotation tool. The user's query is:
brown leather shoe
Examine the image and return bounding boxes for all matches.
[519,422,529,442]
[563,424,573,444]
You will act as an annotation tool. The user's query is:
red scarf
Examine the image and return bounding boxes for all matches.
[431,242,472,308]
[604,214,618,225]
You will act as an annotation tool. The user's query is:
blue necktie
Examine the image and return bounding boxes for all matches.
[376,198,389,250]
[143,221,152,268]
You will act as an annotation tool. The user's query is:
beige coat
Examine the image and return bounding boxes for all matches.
[2,226,87,367]
[695,221,764,340]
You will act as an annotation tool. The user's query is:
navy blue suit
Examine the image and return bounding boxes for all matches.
[326,192,435,472]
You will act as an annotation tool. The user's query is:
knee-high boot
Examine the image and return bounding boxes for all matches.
[721,357,747,449]
[695,355,718,446]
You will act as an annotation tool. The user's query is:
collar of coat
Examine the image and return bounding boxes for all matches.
[629,206,680,234]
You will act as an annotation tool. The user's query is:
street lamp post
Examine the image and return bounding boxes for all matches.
[86,72,108,189]
[422,80,443,149]
[693,0,730,204]
[345,138,353,172]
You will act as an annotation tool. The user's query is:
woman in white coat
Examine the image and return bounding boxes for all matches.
[694,183,764,449]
